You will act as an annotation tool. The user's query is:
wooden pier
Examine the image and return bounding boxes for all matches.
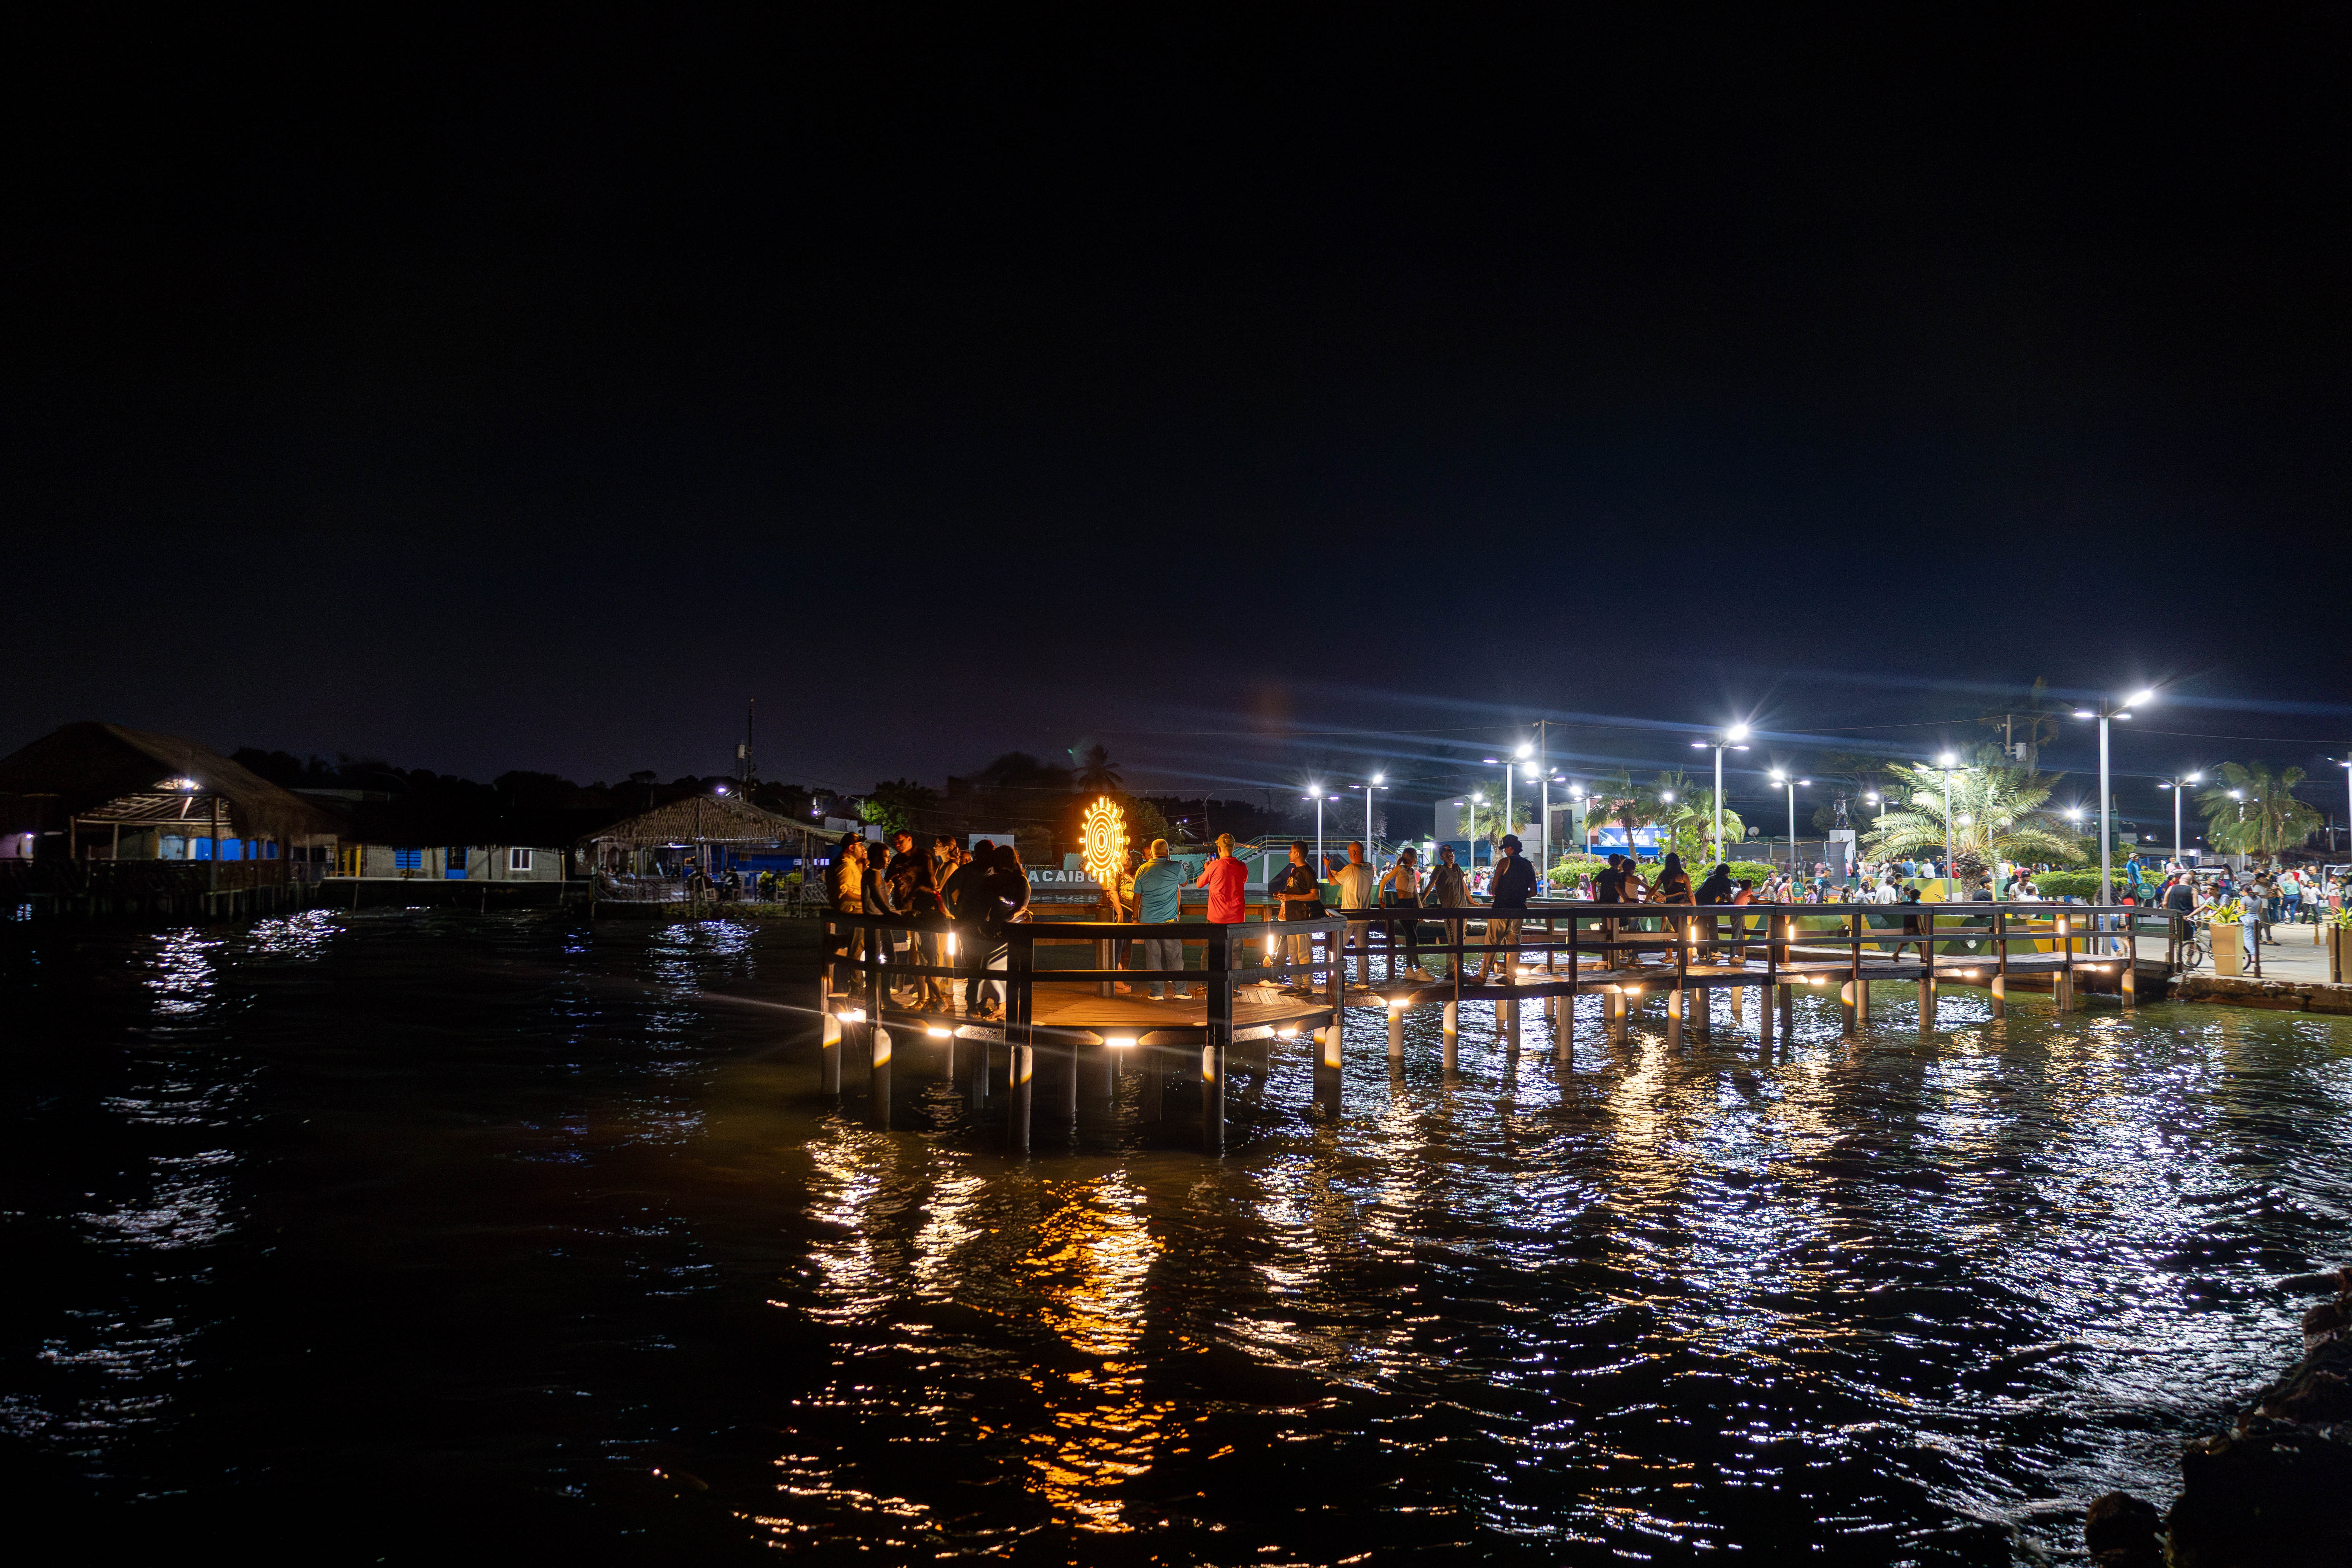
[819,900,2179,1155]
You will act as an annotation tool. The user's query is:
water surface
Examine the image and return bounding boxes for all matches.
[3,909,2346,1563]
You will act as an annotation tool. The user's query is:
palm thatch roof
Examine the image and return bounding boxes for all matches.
[0,722,343,841]
[580,793,809,847]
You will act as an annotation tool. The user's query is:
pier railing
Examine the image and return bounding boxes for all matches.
[814,899,2177,1155]
[820,908,1350,1153]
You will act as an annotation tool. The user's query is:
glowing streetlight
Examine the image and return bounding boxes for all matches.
[1691,723,1754,868]
[1345,774,1389,864]
[2072,686,2155,905]
[1301,786,1341,864]
[2154,771,2202,863]
[1768,771,1809,883]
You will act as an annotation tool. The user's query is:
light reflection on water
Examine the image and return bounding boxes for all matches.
[4,915,2349,1562]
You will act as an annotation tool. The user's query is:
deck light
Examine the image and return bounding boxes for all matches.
[1108,1037,1136,1048]
[926,1026,952,1038]
[1276,1026,1298,1038]
[839,1008,865,1023]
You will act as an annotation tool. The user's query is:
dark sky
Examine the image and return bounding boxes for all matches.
[6,19,2347,831]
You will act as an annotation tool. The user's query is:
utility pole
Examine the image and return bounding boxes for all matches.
[742,699,757,788]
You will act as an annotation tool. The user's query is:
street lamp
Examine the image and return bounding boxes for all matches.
[1344,774,1388,864]
[1540,771,1568,881]
[1690,723,1753,868]
[1928,751,1962,890]
[1481,743,1535,858]
[1768,770,1810,884]
[2153,771,2203,865]
[2330,757,2352,855]
[1301,787,1341,865]
[2071,688,2154,905]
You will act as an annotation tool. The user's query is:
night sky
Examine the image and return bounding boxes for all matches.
[7,21,2347,830]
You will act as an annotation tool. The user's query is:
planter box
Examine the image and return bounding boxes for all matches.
[2212,922,2244,976]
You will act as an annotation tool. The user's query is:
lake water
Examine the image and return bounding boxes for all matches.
[4,909,2347,1563]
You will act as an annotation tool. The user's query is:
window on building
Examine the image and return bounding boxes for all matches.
[508,847,534,873]
[393,848,423,871]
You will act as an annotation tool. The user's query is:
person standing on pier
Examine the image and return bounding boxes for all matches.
[1423,843,1469,978]
[1469,834,1536,982]
[970,843,1030,1020]
[1268,840,1323,992]
[1379,846,1430,981]
[1130,838,1193,1000]
[827,841,866,995]
[1697,861,1734,957]
[947,841,993,1011]
[1324,841,1378,985]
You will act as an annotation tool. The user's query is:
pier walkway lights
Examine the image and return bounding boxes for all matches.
[1691,724,1754,867]
[2155,772,2203,862]
[2072,688,2156,905]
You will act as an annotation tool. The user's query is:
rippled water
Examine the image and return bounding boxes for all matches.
[3,910,2347,1563]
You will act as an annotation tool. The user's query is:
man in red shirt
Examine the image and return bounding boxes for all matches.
[1196,832,1249,926]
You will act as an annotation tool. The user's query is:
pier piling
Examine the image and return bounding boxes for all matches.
[1008,1043,1033,1155]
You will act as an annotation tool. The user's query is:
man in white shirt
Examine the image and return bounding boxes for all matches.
[1324,841,1377,985]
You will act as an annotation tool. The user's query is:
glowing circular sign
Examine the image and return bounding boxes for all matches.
[1079,796,1128,892]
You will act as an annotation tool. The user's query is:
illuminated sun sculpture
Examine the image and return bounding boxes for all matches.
[1080,796,1128,889]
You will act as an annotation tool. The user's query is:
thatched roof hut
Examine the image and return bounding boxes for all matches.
[580,793,804,848]
[0,722,342,845]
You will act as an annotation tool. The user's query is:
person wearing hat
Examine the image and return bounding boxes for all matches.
[1469,833,1536,981]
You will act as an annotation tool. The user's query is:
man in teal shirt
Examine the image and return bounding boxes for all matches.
[1130,837,1192,999]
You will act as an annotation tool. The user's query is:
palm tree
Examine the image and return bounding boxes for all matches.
[1582,768,1652,852]
[1073,744,1123,793]
[1861,761,2082,868]
[2197,763,2321,858]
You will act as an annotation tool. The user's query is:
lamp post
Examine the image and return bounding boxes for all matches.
[2071,689,2154,906]
[2154,771,2203,866]
[1689,723,1753,867]
[1345,775,1388,864]
[1302,787,1340,867]
[2331,757,2352,855]
[1768,771,1810,885]
[1481,743,1534,857]
[1934,751,1958,891]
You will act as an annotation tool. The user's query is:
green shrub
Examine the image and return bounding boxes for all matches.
[2028,871,2102,900]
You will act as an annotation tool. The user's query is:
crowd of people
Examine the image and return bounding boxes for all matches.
[828,827,2349,1013]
